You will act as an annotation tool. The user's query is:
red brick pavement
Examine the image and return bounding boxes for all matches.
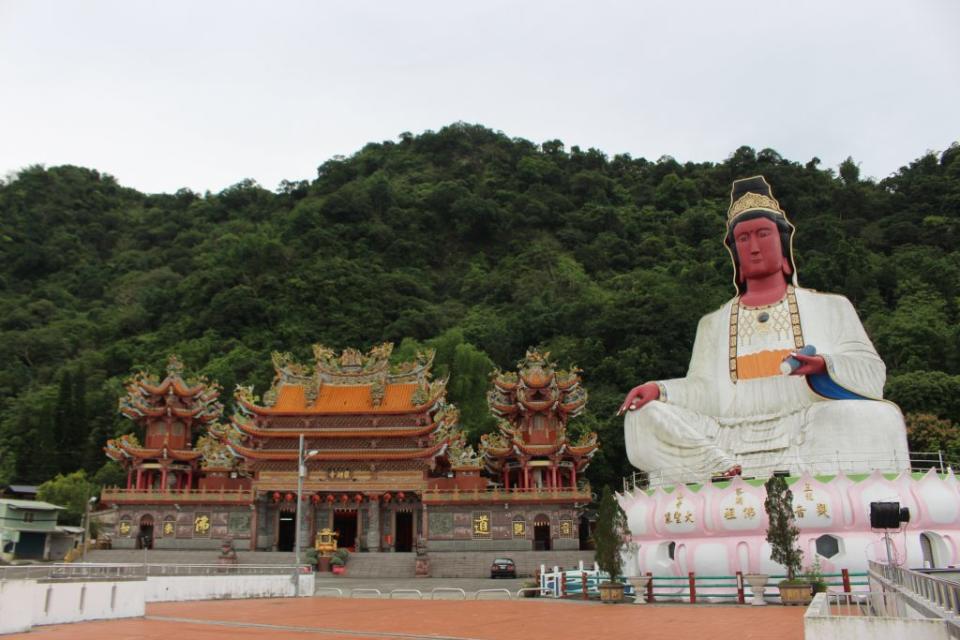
[8,598,805,639]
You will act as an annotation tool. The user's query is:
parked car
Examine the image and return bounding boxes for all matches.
[490,557,516,578]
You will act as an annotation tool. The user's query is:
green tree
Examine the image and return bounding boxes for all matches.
[764,476,803,580]
[36,470,96,526]
[593,485,630,581]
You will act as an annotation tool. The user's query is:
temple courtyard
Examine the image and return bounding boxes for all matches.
[6,596,804,639]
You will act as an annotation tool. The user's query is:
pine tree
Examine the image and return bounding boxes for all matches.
[593,485,630,581]
[764,476,803,580]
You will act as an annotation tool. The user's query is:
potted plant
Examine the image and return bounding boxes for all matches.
[593,485,631,603]
[520,580,540,597]
[330,548,349,575]
[763,475,811,606]
[304,548,319,569]
[803,557,828,595]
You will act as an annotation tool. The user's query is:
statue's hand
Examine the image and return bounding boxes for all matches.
[618,382,660,416]
[789,353,827,376]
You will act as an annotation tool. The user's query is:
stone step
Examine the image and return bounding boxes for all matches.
[339,552,416,578]
[80,549,597,579]
[427,550,596,578]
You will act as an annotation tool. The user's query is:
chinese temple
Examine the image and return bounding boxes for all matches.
[101,346,596,555]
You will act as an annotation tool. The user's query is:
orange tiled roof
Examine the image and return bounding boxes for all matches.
[231,417,438,439]
[248,383,423,415]
[228,441,447,461]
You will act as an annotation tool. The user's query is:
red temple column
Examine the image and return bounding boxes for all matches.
[126,468,133,490]
[523,466,530,490]
[135,467,143,490]
[186,469,193,492]
[570,466,576,489]
[160,467,168,493]
[503,468,509,490]
[551,465,558,489]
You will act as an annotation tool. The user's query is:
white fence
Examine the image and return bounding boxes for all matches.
[805,592,952,640]
[0,578,144,635]
[0,563,314,636]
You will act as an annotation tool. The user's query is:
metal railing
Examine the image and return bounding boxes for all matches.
[0,562,311,582]
[870,560,960,616]
[100,487,254,503]
[422,486,592,503]
[145,563,309,576]
[0,563,147,582]
[807,591,907,617]
[623,451,956,491]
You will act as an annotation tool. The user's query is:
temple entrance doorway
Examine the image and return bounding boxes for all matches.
[395,511,414,552]
[579,515,594,551]
[334,510,358,551]
[533,516,551,551]
[277,508,296,551]
[137,514,154,550]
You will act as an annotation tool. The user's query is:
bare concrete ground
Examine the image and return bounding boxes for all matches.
[313,575,529,597]
[5,595,806,640]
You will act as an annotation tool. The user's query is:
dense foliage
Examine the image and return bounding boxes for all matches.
[764,476,803,580]
[593,485,630,581]
[1,123,958,494]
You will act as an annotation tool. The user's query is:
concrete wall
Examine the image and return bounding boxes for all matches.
[0,579,144,635]
[0,580,35,634]
[145,573,315,602]
[804,592,951,640]
[33,580,146,626]
[804,615,950,640]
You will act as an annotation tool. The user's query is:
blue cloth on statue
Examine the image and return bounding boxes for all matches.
[807,373,868,400]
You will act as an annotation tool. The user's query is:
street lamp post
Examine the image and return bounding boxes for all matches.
[81,495,98,563]
[294,434,318,595]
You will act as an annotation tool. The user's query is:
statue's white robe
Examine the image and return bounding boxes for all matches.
[624,288,909,484]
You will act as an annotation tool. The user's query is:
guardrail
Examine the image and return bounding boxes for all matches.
[870,560,960,616]
[144,563,308,576]
[0,563,147,582]
[0,563,312,582]
[541,567,865,603]
[422,486,592,504]
[624,451,957,491]
[100,487,254,504]
[814,591,905,617]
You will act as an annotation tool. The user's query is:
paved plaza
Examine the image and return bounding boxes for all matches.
[7,593,805,640]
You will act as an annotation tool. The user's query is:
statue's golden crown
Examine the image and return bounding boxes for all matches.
[727,175,788,225]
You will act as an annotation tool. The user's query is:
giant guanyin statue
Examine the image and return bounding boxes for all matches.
[621,176,909,485]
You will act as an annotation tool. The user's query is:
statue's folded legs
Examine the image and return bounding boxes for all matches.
[625,401,735,485]
[796,399,910,476]
[625,399,910,486]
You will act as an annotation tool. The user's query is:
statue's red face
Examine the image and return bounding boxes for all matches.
[732,216,785,282]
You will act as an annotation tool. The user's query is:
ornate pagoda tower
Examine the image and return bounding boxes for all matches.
[483,350,597,492]
[105,356,223,493]
[220,343,475,553]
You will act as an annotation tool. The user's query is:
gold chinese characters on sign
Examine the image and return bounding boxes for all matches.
[473,512,491,538]
[327,469,350,480]
[194,514,211,535]
[559,519,574,537]
[663,496,695,525]
[162,521,175,536]
[512,520,526,538]
[118,521,132,536]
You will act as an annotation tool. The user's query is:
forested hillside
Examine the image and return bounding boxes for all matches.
[1,123,959,494]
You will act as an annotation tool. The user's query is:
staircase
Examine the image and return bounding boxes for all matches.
[428,551,596,578]
[339,552,416,578]
[83,549,297,565]
[80,548,594,578]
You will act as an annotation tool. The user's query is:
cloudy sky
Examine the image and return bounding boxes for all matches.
[1,0,957,194]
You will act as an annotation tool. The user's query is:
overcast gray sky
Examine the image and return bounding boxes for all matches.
[1,0,957,194]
